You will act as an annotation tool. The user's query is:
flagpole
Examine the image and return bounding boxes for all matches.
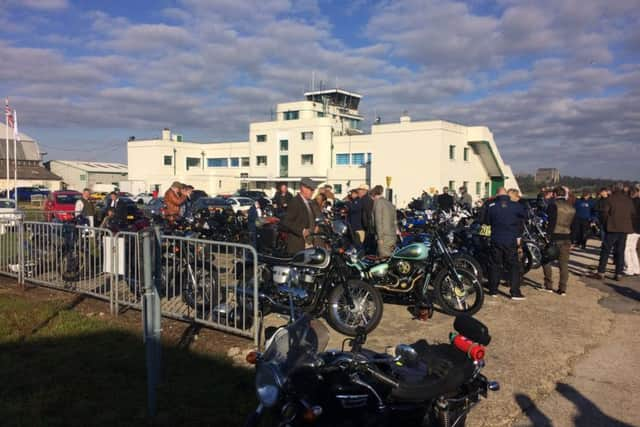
[13,110,17,204]
[5,99,8,198]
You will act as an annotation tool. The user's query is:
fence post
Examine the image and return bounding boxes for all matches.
[18,215,24,288]
[142,230,161,418]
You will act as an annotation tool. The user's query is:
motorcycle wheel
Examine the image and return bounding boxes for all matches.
[521,241,541,274]
[181,265,218,317]
[433,267,484,316]
[452,253,484,283]
[327,280,383,336]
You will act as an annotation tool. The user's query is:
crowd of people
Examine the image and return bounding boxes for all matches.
[484,182,639,301]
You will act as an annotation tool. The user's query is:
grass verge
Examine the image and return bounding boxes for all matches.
[0,292,256,427]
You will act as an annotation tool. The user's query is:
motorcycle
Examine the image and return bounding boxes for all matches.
[235,220,384,336]
[352,225,484,317]
[244,314,498,426]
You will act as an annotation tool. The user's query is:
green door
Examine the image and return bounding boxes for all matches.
[279,155,288,177]
[490,177,504,195]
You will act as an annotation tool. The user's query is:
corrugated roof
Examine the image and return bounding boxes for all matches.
[50,160,128,173]
[0,139,42,161]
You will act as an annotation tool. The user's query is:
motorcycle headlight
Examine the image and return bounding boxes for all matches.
[256,363,282,408]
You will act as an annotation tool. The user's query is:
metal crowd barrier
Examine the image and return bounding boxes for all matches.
[0,215,260,344]
[155,235,259,341]
[21,221,115,310]
[0,213,23,280]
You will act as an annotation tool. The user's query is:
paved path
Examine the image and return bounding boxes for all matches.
[316,240,639,426]
[513,246,640,427]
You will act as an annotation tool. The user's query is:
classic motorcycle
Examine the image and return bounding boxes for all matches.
[352,225,484,317]
[244,314,498,426]
[235,220,384,336]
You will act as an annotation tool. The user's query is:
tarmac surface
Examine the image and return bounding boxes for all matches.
[317,240,640,426]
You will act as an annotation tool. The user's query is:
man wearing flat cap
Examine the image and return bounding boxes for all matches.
[164,181,187,223]
[281,177,319,255]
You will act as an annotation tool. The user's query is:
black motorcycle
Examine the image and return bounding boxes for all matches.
[236,220,384,336]
[244,314,498,426]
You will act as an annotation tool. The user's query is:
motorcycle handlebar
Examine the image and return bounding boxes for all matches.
[365,366,399,388]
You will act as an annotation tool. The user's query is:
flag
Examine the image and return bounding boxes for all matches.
[5,98,13,128]
[13,110,19,142]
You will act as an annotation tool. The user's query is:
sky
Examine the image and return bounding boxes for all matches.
[1,0,639,179]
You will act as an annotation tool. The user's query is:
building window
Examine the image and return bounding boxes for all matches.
[334,184,342,194]
[241,157,250,167]
[449,145,456,160]
[283,111,299,120]
[449,180,455,190]
[279,140,288,151]
[316,111,325,118]
[367,153,372,163]
[462,181,469,191]
[301,131,313,141]
[256,156,267,166]
[186,157,200,170]
[463,147,469,161]
[301,154,314,165]
[163,155,172,166]
[256,134,267,142]
[80,174,86,181]
[476,182,481,195]
[230,157,239,167]
[351,153,365,165]
[485,182,490,196]
[336,153,350,165]
[207,158,228,168]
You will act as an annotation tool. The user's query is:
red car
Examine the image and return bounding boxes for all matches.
[44,190,82,222]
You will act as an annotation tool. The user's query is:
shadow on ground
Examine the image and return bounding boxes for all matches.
[515,383,635,427]
[0,328,255,427]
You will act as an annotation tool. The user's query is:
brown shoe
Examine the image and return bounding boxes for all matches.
[587,272,603,280]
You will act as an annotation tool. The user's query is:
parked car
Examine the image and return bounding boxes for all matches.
[0,198,22,232]
[90,191,109,201]
[0,186,50,202]
[193,197,234,213]
[190,189,208,203]
[234,189,271,203]
[44,190,82,222]
[145,197,165,217]
[133,192,154,205]
[227,196,254,213]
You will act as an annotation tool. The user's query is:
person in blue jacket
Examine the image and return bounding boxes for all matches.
[486,187,527,300]
[573,191,594,249]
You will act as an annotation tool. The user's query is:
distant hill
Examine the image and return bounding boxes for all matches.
[516,174,637,196]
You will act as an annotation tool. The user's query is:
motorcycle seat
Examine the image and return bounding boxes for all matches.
[390,340,476,402]
[258,254,294,265]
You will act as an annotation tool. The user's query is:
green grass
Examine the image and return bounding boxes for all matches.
[0,293,256,426]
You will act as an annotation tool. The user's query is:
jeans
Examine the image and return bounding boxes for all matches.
[488,242,521,295]
[624,233,640,275]
[573,218,590,248]
[543,240,572,292]
[597,232,627,275]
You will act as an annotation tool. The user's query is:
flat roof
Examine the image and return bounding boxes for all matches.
[304,89,362,98]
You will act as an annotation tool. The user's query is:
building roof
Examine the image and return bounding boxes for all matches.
[0,162,62,181]
[49,160,128,173]
[0,139,42,161]
[0,122,35,142]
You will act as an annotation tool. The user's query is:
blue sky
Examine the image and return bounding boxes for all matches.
[1,0,639,179]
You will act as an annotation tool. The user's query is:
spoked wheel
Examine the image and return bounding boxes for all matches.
[433,267,484,316]
[182,265,218,317]
[327,280,383,336]
[522,241,542,274]
[453,253,484,283]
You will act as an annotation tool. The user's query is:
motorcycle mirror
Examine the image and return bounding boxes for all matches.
[395,344,418,364]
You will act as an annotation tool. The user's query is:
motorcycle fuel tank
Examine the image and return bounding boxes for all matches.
[368,263,389,278]
[291,248,330,269]
[393,243,429,261]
